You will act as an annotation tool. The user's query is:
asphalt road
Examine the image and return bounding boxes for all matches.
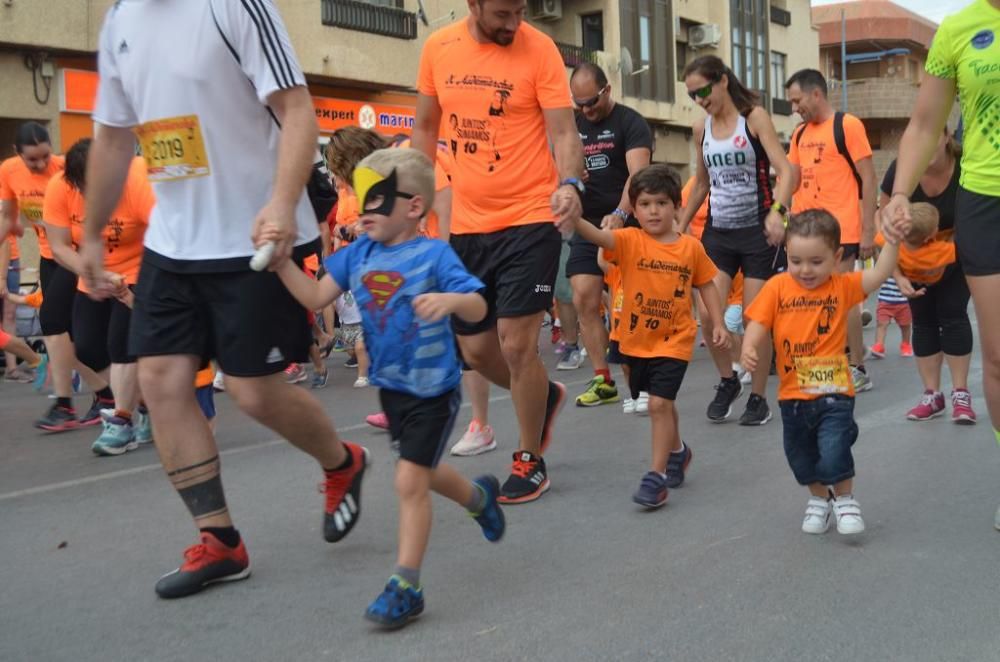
[2,325,998,662]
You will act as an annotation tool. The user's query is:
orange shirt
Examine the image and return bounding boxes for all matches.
[417,20,572,235]
[3,234,18,261]
[680,176,709,240]
[746,271,866,401]
[604,229,717,360]
[393,138,454,239]
[605,263,624,343]
[728,271,744,306]
[43,157,153,293]
[336,185,359,230]
[788,114,872,244]
[875,232,955,286]
[0,155,65,260]
[195,366,215,389]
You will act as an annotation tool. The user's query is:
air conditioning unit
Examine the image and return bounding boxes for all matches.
[688,23,721,48]
[530,0,562,21]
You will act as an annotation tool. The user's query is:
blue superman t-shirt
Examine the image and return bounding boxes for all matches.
[325,235,484,398]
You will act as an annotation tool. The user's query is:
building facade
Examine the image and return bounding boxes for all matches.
[0,0,819,268]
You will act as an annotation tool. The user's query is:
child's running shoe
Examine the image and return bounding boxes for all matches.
[851,366,873,392]
[575,375,619,407]
[707,375,742,422]
[622,397,636,414]
[469,475,506,542]
[498,452,549,504]
[907,390,945,421]
[833,495,865,535]
[311,370,329,389]
[284,363,307,384]
[344,356,359,369]
[899,342,914,357]
[635,391,649,416]
[664,443,692,488]
[739,393,772,426]
[320,443,369,542]
[365,576,424,629]
[632,471,668,509]
[365,411,389,429]
[155,531,250,599]
[869,342,886,359]
[801,496,832,534]
[951,389,976,425]
[450,420,497,456]
[556,345,584,371]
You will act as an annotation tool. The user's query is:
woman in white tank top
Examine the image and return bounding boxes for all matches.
[677,55,798,427]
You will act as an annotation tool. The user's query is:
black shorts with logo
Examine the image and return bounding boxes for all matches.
[450,222,561,335]
[701,222,780,281]
[380,387,461,468]
[956,187,1000,276]
[128,249,312,377]
[39,257,77,336]
[626,356,689,401]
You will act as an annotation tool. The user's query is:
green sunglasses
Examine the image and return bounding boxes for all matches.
[687,82,714,101]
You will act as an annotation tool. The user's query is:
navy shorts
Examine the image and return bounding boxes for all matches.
[379,387,461,468]
[195,384,216,420]
[779,395,859,486]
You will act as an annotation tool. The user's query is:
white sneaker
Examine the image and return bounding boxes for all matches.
[801,496,832,534]
[833,495,865,535]
[450,420,497,456]
[353,376,369,388]
[622,397,636,414]
[635,391,649,416]
[556,347,584,371]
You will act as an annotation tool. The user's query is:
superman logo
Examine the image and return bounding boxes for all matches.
[362,271,405,309]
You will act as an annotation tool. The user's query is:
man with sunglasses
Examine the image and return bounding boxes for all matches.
[568,62,653,408]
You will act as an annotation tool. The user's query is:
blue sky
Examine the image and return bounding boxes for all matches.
[810,0,973,24]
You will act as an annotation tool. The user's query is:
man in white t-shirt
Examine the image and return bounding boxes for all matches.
[80,0,368,599]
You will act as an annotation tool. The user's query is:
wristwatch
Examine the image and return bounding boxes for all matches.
[770,201,788,216]
[612,208,629,219]
[560,178,586,198]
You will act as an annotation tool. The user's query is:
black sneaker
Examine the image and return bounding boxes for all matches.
[344,356,359,369]
[664,443,693,489]
[739,393,773,426]
[35,403,80,432]
[80,396,115,427]
[155,532,251,599]
[707,376,743,422]
[498,452,549,504]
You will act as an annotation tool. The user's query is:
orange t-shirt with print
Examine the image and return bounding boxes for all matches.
[0,154,65,260]
[728,271,744,306]
[746,271,867,401]
[336,185,359,233]
[603,229,717,360]
[605,262,625,343]
[417,20,572,235]
[875,232,955,286]
[788,114,872,244]
[43,157,153,293]
[681,176,709,240]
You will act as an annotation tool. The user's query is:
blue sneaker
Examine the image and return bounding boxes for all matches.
[365,576,424,629]
[470,475,506,542]
[134,409,153,445]
[91,417,138,456]
[31,354,49,392]
[664,443,692,489]
[632,471,668,509]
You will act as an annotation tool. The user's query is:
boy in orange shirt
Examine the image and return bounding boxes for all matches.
[566,164,729,508]
[743,209,901,536]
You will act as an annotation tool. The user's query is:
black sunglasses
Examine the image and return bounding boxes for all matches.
[574,85,609,109]
[687,82,715,101]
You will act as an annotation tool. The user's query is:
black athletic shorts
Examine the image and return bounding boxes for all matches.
[379,387,461,468]
[701,223,779,281]
[128,251,312,377]
[607,339,628,365]
[840,243,860,262]
[450,222,561,335]
[73,294,134,370]
[39,257,76,336]
[626,356,689,401]
[956,187,1000,276]
[566,235,603,278]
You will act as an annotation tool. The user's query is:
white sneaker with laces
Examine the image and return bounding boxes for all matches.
[635,391,649,416]
[833,495,865,535]
[622,397,636,414]
[801,496,832,534]
[353,376,370,388]
[450,420,497,456]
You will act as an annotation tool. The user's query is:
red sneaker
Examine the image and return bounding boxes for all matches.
[155,532,250,599]
[899,342,914,358]
[869,342,886,359]
[906,390,945,421]
[320,442,370,542]
[951,389,977,425]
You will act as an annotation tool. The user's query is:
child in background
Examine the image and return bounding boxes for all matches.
[870,278,913,358]
[566,164,729,508]
[743,209,902,537]
[724,271,752,384]
[264,148,505,629]
[335,290,370,388]
[600,252,647,415]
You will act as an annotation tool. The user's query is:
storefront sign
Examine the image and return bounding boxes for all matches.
[313,97,415,134]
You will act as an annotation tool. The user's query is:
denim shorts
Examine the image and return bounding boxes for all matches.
[779,395,859,486]
[724,303,744,335]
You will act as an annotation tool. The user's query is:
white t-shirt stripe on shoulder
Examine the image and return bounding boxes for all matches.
[235,0,300,93]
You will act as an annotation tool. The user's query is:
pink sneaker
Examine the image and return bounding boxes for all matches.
[951,389,977,425]
[906,390,945,421]
[365,411,389,430]
[869,342,886,359]
[899,342,914,358]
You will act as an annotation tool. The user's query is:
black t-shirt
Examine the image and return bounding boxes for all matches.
[881,159,960,232]
[577,103,653,221]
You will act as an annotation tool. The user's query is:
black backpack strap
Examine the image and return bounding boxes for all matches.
[833,111,863,197]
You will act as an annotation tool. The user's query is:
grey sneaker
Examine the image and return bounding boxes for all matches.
[556,346,584,371]
[851,366,873,393]
[738,393,772,426]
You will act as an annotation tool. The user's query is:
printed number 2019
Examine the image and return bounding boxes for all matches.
[150,137,185,161]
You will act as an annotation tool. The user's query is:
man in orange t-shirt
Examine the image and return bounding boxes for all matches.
[411,0,586,504]
[786,69,879,390]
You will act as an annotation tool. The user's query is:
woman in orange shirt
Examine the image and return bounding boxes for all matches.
[0,123,112,431]
[45,138,154,456]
